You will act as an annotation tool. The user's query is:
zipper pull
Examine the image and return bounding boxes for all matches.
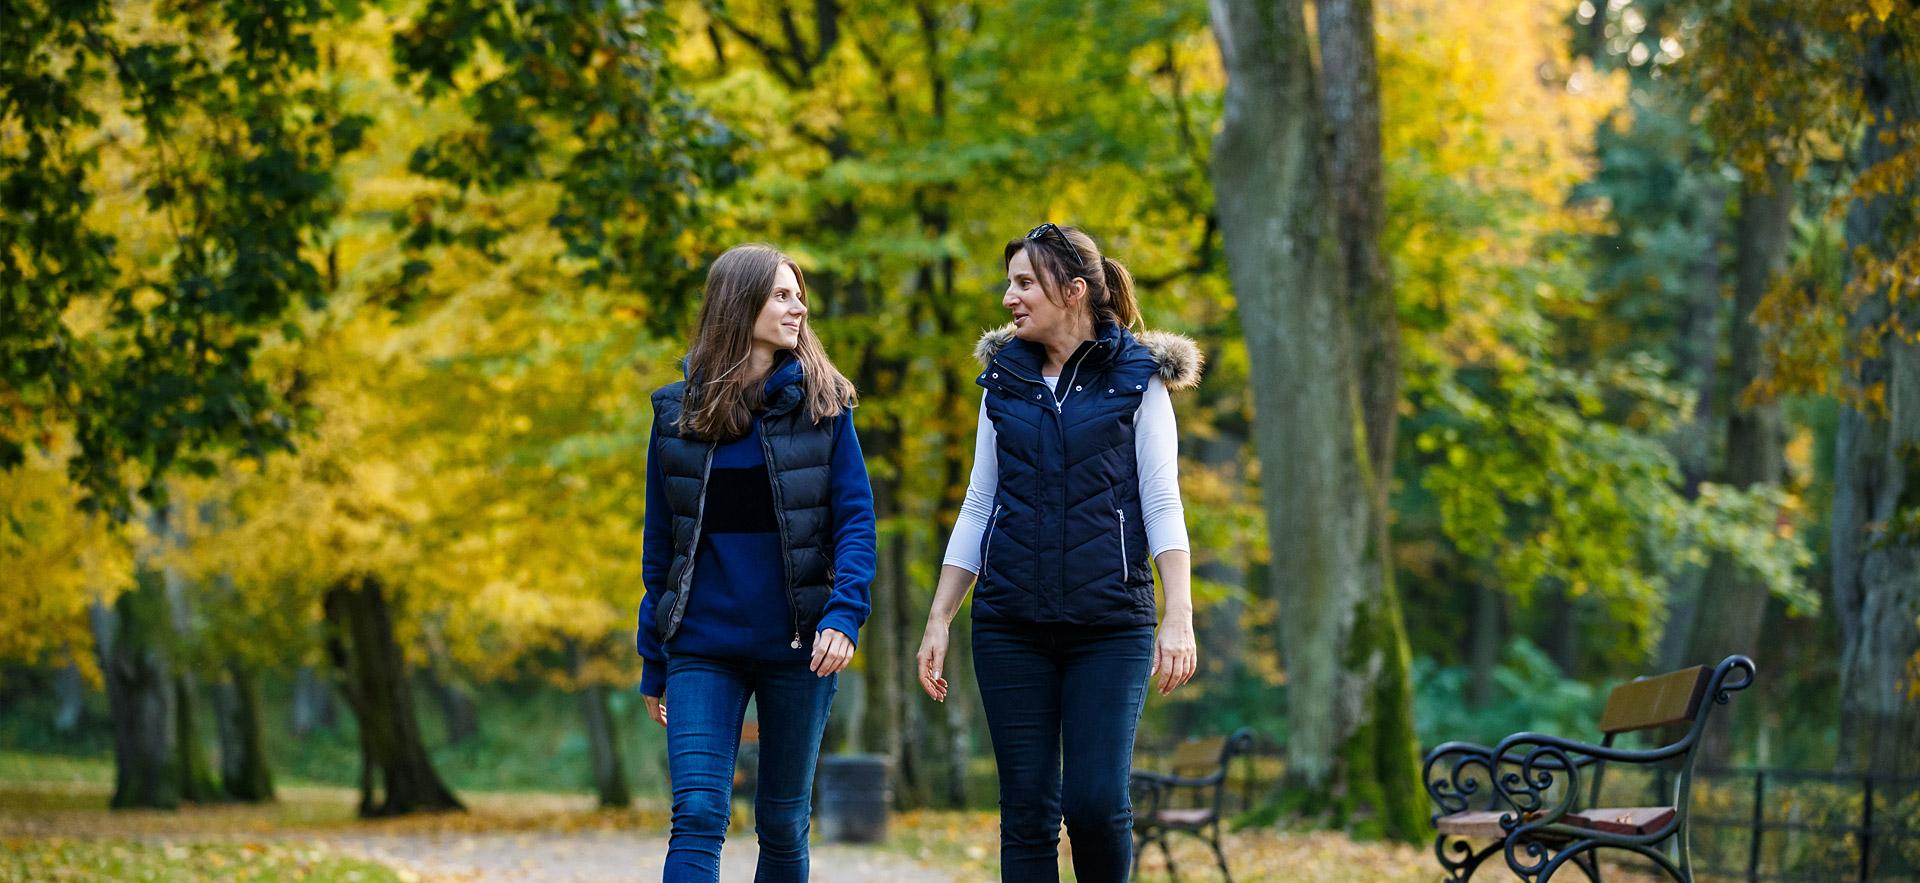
[791,632,803,650]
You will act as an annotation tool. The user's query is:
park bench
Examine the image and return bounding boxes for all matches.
[1421,654,1757,882]
[1130,728,1256,882]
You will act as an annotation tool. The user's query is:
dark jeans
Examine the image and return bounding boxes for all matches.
[972,619,1156,883]
[663,653,837,883]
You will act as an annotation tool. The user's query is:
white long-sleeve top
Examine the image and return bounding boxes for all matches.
[941,374,1189,573]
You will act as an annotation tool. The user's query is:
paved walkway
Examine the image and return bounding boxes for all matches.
[322,830,964,883]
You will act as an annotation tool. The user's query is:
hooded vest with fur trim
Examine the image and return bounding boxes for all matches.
[971,321,1202,626]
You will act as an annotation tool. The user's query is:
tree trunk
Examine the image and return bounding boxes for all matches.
[212,663,275,802]
[323,577,464,816]
[1658,178,1727,673]
[97,574,181,810]
[568,643,631,809]
[1686,162,1792,765]
[53,660,87,734]
[942,610,975,808]
[292,666,337,736]
[1318,0,1397,507]
[1468,584,1501,708]
[174,673,225,803]
[1832,20,1920,777]
[1209,0,1426,842]
[857,493,908,806]
[1543,583,1581,674]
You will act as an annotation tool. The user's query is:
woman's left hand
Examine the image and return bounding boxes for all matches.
[811,628,855,676]
[1151,610,1197,696]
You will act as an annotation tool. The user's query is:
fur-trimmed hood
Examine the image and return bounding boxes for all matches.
[972,323,1204,391]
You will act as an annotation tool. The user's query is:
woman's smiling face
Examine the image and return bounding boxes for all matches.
[752,263,807,351]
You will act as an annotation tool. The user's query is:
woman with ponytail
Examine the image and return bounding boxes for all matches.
[636,244,875,881]
[916,224,1203,881]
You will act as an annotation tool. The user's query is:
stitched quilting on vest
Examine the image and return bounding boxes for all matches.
[967,322,1202,627]
[649,378,836,644]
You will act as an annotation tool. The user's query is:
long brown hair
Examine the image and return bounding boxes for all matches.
[678,244,856,441]
[1002,225,1141,330]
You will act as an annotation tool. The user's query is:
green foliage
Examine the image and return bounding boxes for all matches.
[1,0,366,516]
[1412,639,1604,749]
[390,0,741,330]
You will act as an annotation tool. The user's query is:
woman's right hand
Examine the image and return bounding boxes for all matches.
[644,695,667,728]
[916,622,950,702]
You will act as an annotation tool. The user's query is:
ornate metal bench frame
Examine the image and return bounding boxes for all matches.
[1422,655,1757,882]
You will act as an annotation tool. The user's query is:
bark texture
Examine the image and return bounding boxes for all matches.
[1208,0,1426,842]
[323,577,464,816]
[213,663,275,802]
[1832,20,1920,777]
[1685,162,1792,765]
[98,575,181,810]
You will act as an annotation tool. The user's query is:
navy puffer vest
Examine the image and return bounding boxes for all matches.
[971,321,1203,626]
[649,359,836,646]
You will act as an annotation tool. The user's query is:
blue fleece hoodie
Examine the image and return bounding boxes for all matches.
[634,355,876,697]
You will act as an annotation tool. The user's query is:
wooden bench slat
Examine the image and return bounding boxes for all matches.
[1171,737,1227,773]
[1436,810,1524,840]
[1599,665,1710,734]
[1565,806,1676,836]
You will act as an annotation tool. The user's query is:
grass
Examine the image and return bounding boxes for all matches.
[0,678,673,799]
[0,839,408,883]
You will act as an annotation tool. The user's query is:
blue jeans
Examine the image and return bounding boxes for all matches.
[972,619,1156,883]
[663,653,838,883]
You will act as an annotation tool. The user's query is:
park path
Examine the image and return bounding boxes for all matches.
[320,829,965,883]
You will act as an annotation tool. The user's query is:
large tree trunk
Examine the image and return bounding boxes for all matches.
[323,577,463,816]
[212,663,275,802]
[1685,162,1792,765]
[1832,20,1920,777]
[1209,0,1426,843]
[1318,0,1397,505]
[568,643,631,809]
[96,574,181,810]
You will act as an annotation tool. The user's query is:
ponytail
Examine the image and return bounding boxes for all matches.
[1099,255,1140,330]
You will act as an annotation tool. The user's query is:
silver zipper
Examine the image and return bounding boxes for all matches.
[1056,360,1086,412]
[1116,509,1128,580]
[982,505,1004,575]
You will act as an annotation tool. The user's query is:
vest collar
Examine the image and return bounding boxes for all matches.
[986,321,1129,388]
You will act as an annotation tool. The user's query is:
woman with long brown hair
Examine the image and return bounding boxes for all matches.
[636,243,875,881]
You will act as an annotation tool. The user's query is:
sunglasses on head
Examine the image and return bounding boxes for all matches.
[1025,222,1068,245]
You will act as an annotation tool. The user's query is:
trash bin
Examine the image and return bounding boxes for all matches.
[815,753,889,843]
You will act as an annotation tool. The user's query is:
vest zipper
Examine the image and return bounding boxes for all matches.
[757,422,805,650]
[670,444,716,637]
[1116,508,1129,581]
[990,338,1107,616]
[982,505,1004,575]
